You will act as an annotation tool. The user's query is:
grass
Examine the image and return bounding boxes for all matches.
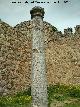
[48,84,80,107]
[64,100,80,107]
[0,87,31,107]
[0,84,80,107]
[0,95,31,107]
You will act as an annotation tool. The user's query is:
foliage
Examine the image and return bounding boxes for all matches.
[52,26,58,32]
[0,85,80,107]
[0,87,31,107]
[47,84,80,106]
[64,99,80,107]
[0,95,31,107]
[16,87,31,97]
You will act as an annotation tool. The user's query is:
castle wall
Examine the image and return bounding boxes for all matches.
[0,20,80,95]
[46,36,80,85]
[0,21,32,95]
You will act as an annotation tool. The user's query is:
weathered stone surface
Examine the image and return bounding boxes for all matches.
[31,6,48,107]
[45,36,80,85]
[0,87,4,95]
[64,27,73,36]
[0,15,80,96]
[75,25,80,34]
[0,21,32,95]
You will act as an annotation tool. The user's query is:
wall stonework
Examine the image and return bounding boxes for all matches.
[0,18,80,95]
[0,21,32,95]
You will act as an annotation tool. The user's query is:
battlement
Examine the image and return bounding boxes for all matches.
[64,27,73,36]
[75,25,80,34]
[63,26,80,36]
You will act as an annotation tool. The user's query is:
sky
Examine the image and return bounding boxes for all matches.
[0,0,80,33]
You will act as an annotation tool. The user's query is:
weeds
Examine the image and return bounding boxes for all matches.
[0,84,80,107]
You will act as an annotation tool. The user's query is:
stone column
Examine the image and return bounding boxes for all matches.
[30,6,48,107]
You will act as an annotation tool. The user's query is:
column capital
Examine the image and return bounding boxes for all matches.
[30,6,45,19]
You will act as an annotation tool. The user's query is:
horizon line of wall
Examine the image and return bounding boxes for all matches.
[0,18,80,36]
[54,25,80,37]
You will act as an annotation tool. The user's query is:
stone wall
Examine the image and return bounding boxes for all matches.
[0,19,80,95]
[46,36,80,85]
[0,21,32,95]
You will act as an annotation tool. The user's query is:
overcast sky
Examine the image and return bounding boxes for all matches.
[0,0,80,32]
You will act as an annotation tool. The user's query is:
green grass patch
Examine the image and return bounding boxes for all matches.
[48,84,80,106]
[0,87,31,107]
[0,84,80,107]
[0,95,31,107]
[64,98,80,107]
